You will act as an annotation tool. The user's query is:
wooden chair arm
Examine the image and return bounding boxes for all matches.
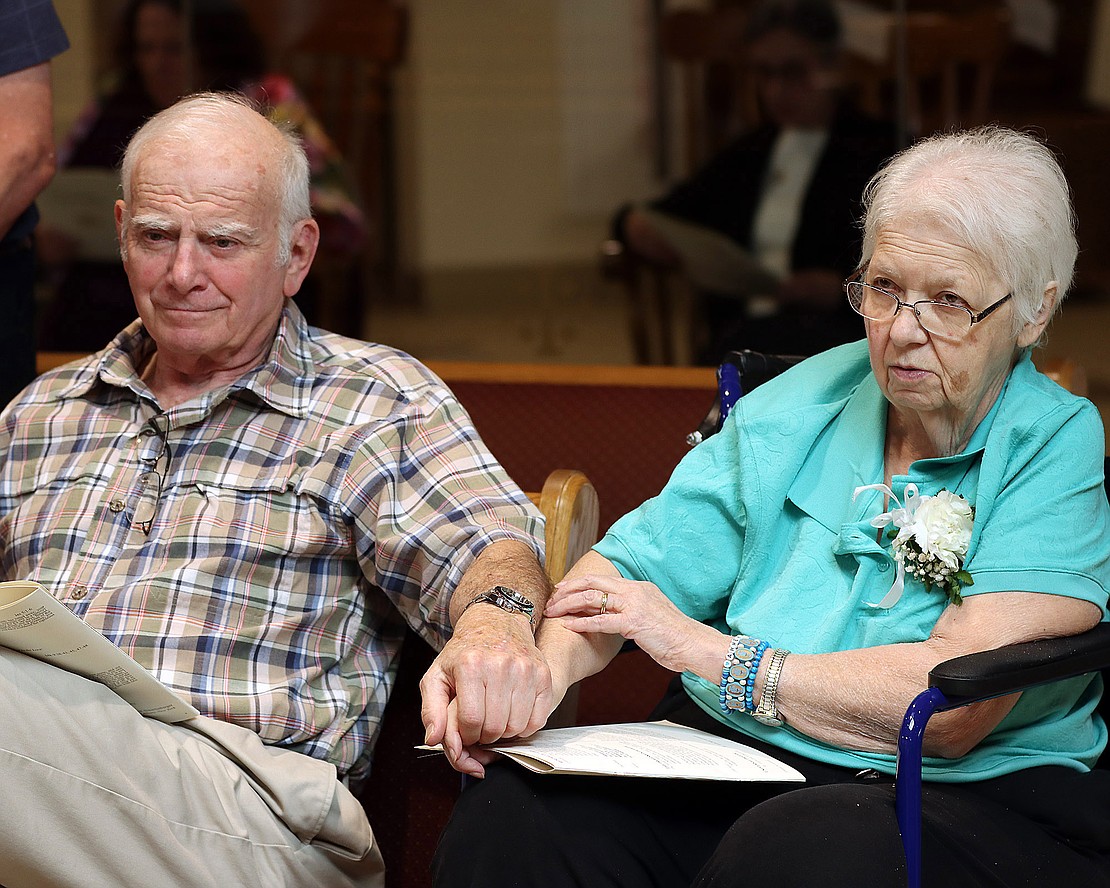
[526,469,600,584]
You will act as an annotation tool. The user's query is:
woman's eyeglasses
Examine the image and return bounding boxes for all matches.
[845,279,1012,340]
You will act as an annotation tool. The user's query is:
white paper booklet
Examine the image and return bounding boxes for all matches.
[428,720,805,782]
[0,581,199,723]
[639,207,782,297]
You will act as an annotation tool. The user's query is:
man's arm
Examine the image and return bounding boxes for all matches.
[0,62,57,239]
[420,538,554,777]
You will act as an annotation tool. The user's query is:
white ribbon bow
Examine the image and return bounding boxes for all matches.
[852,482,921,608]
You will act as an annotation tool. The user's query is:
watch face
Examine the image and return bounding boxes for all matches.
[490,585,534,614]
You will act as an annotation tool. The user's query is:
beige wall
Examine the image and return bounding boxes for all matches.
[49,0,97,142]
[397,0,658,271]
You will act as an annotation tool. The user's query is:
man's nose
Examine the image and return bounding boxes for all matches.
[168,240,204,291]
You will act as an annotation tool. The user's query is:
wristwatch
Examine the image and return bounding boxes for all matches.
[751,648,789,727]
[461,585,536,628]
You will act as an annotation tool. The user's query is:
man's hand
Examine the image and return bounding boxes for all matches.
[419,539,554,778]
[623,208,683,268]
[420,606,553,777]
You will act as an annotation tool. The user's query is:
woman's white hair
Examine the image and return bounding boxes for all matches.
[119,91,311,265]
[860,126,1077,337]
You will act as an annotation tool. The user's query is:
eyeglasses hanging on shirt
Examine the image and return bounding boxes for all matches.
[131,415,171,534]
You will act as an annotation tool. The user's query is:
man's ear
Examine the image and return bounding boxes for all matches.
[282,218,320,298]
[1017,282,1058,348]
[114,200,126,247]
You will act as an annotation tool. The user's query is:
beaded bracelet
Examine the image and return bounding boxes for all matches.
[719,634,769,714]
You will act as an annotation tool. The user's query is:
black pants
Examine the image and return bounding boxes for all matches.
[433,693,1110,887]
[0,237,36,407]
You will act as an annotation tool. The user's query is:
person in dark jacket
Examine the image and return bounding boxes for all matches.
[614,0,899,363]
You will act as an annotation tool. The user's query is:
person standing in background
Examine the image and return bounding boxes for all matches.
[0,0,69,405]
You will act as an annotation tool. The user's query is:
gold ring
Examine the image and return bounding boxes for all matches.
[599,591,609,615]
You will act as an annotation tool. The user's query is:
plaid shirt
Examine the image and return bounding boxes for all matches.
[0,305,543,782]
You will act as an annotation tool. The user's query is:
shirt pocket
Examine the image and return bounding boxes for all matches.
[851,556,947,647]
[159,462,358,632]
[0,456,115,582]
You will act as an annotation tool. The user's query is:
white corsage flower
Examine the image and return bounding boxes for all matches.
[853,483,975,608]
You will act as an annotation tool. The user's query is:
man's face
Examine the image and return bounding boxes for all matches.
[116,131,314,376]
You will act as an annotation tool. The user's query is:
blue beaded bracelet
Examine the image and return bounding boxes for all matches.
[719,634,769,714]
[745,642,768,712]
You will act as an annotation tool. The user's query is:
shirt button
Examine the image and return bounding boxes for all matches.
[109,500,125,512]
[70,585,88,600]
[878,561,890,573]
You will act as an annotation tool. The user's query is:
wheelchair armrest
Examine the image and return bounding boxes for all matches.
[929,623,1110,702]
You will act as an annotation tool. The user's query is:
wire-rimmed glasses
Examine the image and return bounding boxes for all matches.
[845,278,1012,340]
[132,417,171,534]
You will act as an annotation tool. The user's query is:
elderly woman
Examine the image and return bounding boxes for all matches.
[432,127,1110,887]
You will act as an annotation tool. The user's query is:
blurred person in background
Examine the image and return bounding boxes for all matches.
[37,0,364,350]
[612,0,897,364]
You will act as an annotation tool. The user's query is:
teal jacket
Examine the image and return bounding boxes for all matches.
[596,340,1110,781]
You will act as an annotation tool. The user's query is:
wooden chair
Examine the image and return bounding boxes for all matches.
[280,0,408,334]
[612,3,1017,362]
[658,5,755,175]
[651,3,1014,178]
[847,6,1012,138]
[359,468,599,888]
[604,5,758,365]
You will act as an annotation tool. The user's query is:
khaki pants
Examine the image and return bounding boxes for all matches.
[0,648,385,888]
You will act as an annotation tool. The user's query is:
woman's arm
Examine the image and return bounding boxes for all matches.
[773,590,1101,757]
[536,551,630,703]
[550,571,1101,758]
[545,557,731,691]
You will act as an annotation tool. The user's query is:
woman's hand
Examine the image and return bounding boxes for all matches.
[545,573,729,682]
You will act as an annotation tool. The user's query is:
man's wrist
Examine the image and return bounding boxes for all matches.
[459,585,537,630]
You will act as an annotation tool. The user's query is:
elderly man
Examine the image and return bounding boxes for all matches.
[0,93,551,887]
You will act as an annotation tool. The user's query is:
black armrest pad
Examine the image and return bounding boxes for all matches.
[724,350,806,391]
[929,624,1110,700]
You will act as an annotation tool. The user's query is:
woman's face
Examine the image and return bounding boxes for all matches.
[134,2,187,109]
[864,217,1050,443]
[748,28,839,129]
